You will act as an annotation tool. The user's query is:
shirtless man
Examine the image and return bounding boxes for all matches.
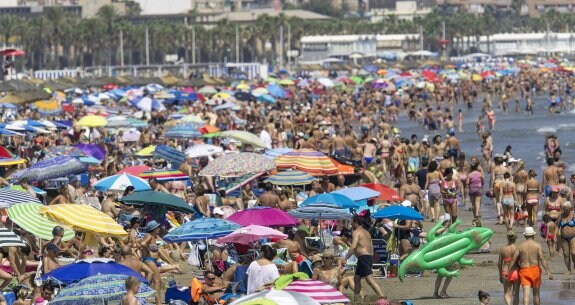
[258,183,280,208]
[274,231,305,274]
[431,135,446,162]
[346,216,385,300]
[390,146,405,186]
[335,174,347,190]
[542,158,559,198]
[42,244,60,274]
[362,138,377,168]
[406,135,420,173]
[119,245,153,282]
[149,178,169,193]
[507,227,552,305]
[445,131,460,162]
[399,172,422,215]
[321,176,336,193]
[101,192,119,219]
[332,132,348,159]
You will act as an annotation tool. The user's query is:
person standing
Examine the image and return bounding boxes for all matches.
[499,232,520,305]
[346,216,386,301]
[506,227,553,305]
[121,276,142,305]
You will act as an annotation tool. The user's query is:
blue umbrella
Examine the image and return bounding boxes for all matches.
[257,94,276,104]
[165,126,202,138]
[0,103,16,109]
[93,173,151,192]
[213,102,237,111]
[19,156,87,182]
[332,186,380,202]
[264,170,315,186]
[163,218,241,243]
[153,145,186,169]
[373,205,424,221]
[263,147,293,159]
[289,203,352,220]
[0,129,23,136]
[42,258,147,284]
[50,274,155,305]
[266,84,286,98]
[300,193,359,209]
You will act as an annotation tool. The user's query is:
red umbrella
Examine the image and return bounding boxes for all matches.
[102,83,118,90]
[360,183,402,202]
[0,146,13,159]
[0,49,24,57]
[117,165,152,176]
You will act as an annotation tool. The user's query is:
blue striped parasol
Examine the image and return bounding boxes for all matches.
[289,203,352,220]
[264,170,315,186]
[164,218,241,242]
[153,145,186,169]
[18,156,87,182]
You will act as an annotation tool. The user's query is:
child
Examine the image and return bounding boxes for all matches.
[478,290,490,304]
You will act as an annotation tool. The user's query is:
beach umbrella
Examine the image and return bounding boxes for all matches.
[7,203,74,241]
[137,169,190,182]
[50,274,155,305]
[213,102,237,111]
[235,83,250,91]
[153,145,186,169]
[350,76,364,84]
[279,79,295,86]
[360,183,402,202]
[0,228,26,247]
[179,115,204,124]
[267,84,287,98]
[198,86,217,95]
[251,87,269,96]
[226,207,298,227]
[133,96,164,112]
[282,279,349,304]
[199,152,276,177]
[264,170,315,186]
[332,186,380,202]
[117,165,151,176]
[0,155,25,166]
[93,173,151,192]
[77,115,107,127]
[264,147,293,159]
[165,126,202,138]
[234,91,253,101]
[219,130,267,148]
[18,156,87,182]
[32,100,62,115]
[77,156,102,165]
[121,129,140,142]
[373,205,424,221]
[46,146,84,157]
[42,258,146,285]
[300,193,359,209]
[258,94,276,104]
[74,144,106,160]
[121,191,194,213]
[185,144,224,158]
[106,116,130,128]
[289,203,352,220]
[134,145,156,157]
[230,289,320,305]
[217,224,287,245]
[275,149,337,176]
[42,205,127,237]
[8,185,47,196]
[317,78,334,87]
[0,146,14,159]
[163,218,241,243]
[0,129,23,136]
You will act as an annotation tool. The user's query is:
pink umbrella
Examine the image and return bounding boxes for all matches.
[217,225,287,245]
[226,206,298,227]
[283,280,350,304]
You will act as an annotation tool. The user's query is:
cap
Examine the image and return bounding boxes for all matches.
[523,227,536,236]
[213,207,224,216]
[322,248,335,258]
[438,214,451,223]
[400,200,412,207]
[145,220,161,232]
[297,224,310,235]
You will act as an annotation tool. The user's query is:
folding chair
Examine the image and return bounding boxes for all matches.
[372,239,389,278]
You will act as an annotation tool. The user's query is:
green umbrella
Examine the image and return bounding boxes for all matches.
[121,191,194,213]
[219,130,267,148]
[202,132,221,138]
[7,203,75,241]
[350,76,364,84]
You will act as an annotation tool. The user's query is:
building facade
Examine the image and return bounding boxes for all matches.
[526,0,575,17]
[300,34,420,63]
[369,1,431,21]
[455,32,575,56]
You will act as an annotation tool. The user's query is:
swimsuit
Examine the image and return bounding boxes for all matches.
[364,157,374,164]
[526,198,539,206]
[447,148,458,158]
[355,255,373,277]
[428,178,442,200]
[519,265,542,288]
[501,257,519,282]
[468,171,483,197]
[560,214,575,243]
[442,180,457,205]
[143,257,161,267]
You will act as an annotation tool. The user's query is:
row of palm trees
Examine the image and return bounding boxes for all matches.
[0,5,572,70]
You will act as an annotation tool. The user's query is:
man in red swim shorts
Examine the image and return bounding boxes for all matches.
[507,227,553,305]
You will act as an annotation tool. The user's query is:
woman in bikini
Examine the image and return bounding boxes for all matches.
[542,186,562,258]
[514,160,528,225]
[467,162,484,225]
[525,170,540,228]
[498,232,519,305]
[441,168,460,223]
[491,154,508,225]
[499,172,517,232]
[456,153,469,209]
[425,161,443,223]
[560,201,575,274]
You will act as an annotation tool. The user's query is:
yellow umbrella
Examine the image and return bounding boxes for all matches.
[77,115,108,127]
[135,145,156,157]
[278,79,295,86]
[213,92,231,99]
[252,87,269,95]
[180,115,204,124]
[471,74,482,81]
[0,158,25,166]
[236,83,250,91]
[41,205,127,237]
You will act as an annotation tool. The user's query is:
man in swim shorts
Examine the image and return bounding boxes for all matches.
[346,216,386,301]
[507,227,553,305]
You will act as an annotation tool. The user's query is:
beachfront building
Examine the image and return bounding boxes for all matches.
[526,0,575,17]
[454,32,575,56]
[435,0,513,14]
[300,34,420,63]
[369,1,432,21]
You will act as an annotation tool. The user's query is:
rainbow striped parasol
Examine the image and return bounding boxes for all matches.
[137,170,190,182]
[275,149,337,176]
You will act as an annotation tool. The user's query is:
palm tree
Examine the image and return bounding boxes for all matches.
[0,15,21,48]
[97,5,119,66]
[44,7,67,68]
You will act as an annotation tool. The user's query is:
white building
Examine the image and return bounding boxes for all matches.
[0,0,17,6]
[455,32,575,56]
[133,0,227,15]
[300,34,420,63]
[369,1,432,22]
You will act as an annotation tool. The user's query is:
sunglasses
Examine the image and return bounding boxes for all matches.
[206,277,217,280]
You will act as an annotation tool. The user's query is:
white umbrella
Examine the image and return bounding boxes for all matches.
[317,78,334,87]
[122,129,141,142]
[185,144,224,159]
[71,98,84,105]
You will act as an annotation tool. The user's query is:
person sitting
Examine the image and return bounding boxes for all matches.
[201,270,238,304]
[222,256,252,295]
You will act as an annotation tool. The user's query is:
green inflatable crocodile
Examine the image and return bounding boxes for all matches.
[398,219,493,282]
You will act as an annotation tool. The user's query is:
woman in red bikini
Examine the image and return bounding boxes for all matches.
[525,170,540,228]
[499,231,519,305]
[542,186,562,258]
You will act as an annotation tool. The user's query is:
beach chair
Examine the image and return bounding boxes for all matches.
[372,239,389,278]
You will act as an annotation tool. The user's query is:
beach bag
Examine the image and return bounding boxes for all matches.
[187,243,202,267]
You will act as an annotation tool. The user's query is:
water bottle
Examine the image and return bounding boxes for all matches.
[389,254,399,277]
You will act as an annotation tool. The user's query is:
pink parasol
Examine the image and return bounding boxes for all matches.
[226,206,298,227]
[216,225,287,245]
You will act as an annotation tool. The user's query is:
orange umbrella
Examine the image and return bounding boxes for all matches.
[377,69,387,76]
[360,183,402,202]
[330,158,355,175]
[199,124,220,134]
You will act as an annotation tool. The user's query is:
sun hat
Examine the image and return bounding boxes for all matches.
[551,185,559,193]
[145,220,161,232]
[213,207,224,216]
[310,254,322,264]
[400,200,412,207]
[523,227,536,236]
[34,297,48,305]
[322,248,335,258]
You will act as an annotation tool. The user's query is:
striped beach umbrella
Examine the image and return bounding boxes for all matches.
[153,145,186,169]
[199,152,276,177]
[264,147,293,159]
[7,203,75,241]
[41,205,127,237]
[0,187,41,208]
[138,170,190,182]
[0,228,27,248]
[93,173,151,192]
[283,280,349,304]
[230,289,319,305]
[275,149,337,176]
[18,156,87,182]
[264,170,315,186]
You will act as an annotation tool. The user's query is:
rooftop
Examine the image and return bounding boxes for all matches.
[212,9,330,23]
